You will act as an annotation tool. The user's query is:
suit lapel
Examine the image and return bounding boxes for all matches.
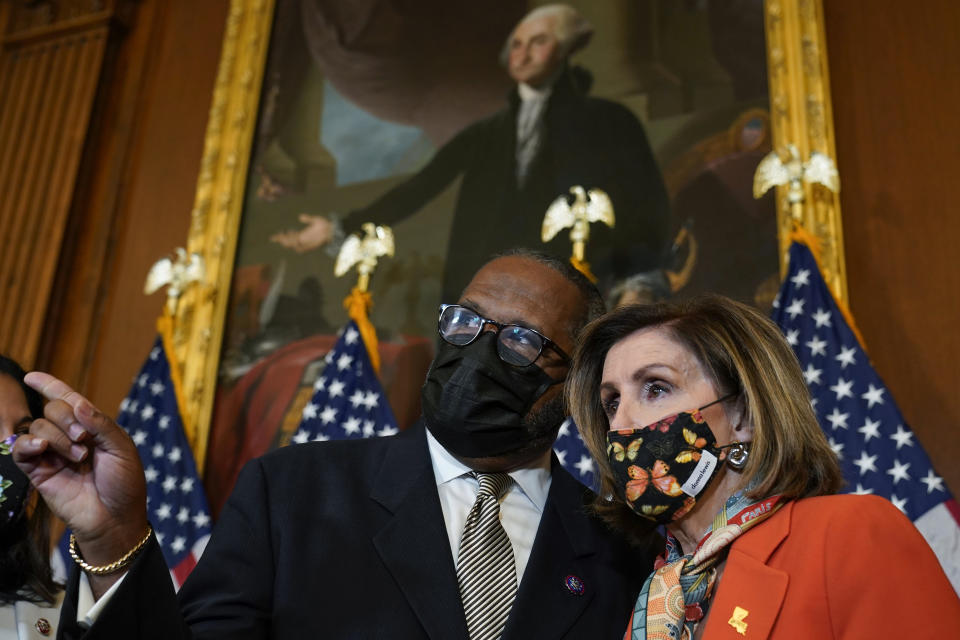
[701,501,794,640]
[503,461,597,639]
[370,424,469,640]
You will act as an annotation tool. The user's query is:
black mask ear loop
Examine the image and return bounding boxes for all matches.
[696,391,738,413]
[705,393,752,473]
[697,391,744,451]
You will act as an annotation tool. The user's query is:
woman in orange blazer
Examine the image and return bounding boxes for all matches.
[566,296,960,639]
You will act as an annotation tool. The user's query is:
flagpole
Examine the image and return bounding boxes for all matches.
[144,248,206,471]
[334,223,395,375]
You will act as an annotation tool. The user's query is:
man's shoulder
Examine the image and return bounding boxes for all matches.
[546,467,661,587]
[255,428,417,479]
[547,93,647,146]
[548,464,652,546]
[574,94,642,122]
[547,462,595,507]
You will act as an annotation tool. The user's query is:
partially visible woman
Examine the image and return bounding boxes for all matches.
[567,296,960,639]
[0,355,62,640]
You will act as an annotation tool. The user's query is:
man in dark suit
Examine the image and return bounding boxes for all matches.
[273,5,671,302]
[14,250,657,639]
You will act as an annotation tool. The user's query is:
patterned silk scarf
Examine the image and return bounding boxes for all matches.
[625,489,784,640]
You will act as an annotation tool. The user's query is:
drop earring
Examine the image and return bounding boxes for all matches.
[727,441,749,470]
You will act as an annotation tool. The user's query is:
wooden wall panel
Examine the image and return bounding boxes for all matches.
[38,0,230,412]
[0,0,229,418]
[35,0,171,391]
[823,1,960,496]
[0,19,109,366]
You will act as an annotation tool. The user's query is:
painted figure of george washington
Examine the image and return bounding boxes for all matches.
[273,4,671,302]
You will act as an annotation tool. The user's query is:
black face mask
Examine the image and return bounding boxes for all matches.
[1,435,30,533]
[421,333,562,458]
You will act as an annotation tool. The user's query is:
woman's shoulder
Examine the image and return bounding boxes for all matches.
[786,494,960,627]
[792,493,907,524]
[784,493,923,551]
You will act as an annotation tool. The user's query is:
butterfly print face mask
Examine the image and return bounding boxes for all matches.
[606,395,737,524]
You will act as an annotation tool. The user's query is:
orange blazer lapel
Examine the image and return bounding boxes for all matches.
[700,501,794,640]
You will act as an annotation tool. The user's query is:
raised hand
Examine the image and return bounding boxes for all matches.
[12,372,149,579]
[270,213,335,252]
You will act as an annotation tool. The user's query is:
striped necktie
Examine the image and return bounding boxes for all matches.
[456,472,517,640]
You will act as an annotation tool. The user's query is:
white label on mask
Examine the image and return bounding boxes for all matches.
[681,450,718,497]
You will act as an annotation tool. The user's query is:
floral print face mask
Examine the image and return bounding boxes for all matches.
[606,395,736,524]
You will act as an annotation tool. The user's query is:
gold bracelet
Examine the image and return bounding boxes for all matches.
[69,526,153,576]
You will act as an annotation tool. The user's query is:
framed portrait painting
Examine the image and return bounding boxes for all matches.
[170,0,844,514]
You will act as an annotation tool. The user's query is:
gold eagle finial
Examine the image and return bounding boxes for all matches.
[542,186,615,264]
[754,144,840,218]
[144,248,205,315]
[334,223,395,292]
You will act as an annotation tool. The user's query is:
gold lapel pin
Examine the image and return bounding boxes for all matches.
[728,606,749,635]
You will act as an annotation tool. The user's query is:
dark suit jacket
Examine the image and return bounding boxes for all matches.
[59,424,655,639]
[342,67,671,302]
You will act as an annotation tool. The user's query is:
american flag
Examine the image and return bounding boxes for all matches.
[115,336,212,589]
[771,240,960,592]
[292,321,398,442]
[555,418,597,491]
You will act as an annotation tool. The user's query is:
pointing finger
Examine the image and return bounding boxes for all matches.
[25,372,129,450]
[24,372,86,410]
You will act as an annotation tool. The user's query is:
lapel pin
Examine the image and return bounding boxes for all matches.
[35,618,52,636]
[564,574,585,596]
[728,606,749,635]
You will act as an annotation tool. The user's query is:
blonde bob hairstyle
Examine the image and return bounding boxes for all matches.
[566,295,843,539]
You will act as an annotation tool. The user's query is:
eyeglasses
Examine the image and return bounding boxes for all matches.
[437,304,571,367]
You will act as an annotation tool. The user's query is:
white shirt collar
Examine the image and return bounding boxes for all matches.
[425,428,552,512]
[517,81,552,103]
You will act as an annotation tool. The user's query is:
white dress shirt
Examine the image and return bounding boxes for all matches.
[426,428,552,584]
[75,564,126,627]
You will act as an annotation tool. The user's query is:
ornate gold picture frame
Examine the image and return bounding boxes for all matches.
[171,0,845,472]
